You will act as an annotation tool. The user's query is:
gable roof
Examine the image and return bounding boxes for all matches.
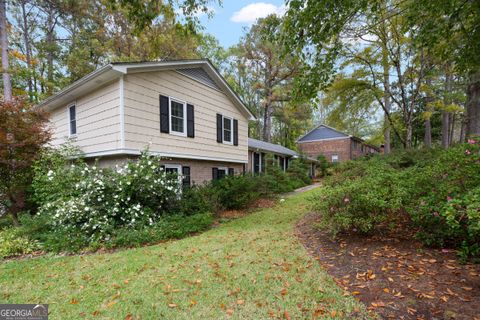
[37,59,256,120]
[248,138,298,157]
[297,124,350,142]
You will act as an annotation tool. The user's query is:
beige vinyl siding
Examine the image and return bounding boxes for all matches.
[49,80,121,154]
[123,70,249,163]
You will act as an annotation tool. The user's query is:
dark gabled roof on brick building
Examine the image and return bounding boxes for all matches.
[297,124,350,142]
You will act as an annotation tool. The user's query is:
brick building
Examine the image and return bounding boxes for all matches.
[296,125,379,163]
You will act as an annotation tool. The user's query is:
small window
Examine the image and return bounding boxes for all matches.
[331,154,339,163]
[164,164,183,186]
[217,167,227,180]
[223,116,233,144]
[69,104,76,136]
[169,99,186,135]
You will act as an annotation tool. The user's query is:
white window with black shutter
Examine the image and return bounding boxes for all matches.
[216,113,238,146]
[159,95,194,138]
[68,104,77,136]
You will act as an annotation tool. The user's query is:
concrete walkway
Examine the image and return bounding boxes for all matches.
[284,182,322,197]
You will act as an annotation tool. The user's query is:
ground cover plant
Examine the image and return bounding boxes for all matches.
[0,190,369,319]
[312,139,480,261]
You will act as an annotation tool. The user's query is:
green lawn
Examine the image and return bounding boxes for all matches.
[0,190,367,319]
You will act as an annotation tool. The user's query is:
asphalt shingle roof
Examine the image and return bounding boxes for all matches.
[248,138,298,157]
[297,125,349,142]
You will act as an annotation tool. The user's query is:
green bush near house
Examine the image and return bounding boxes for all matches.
[312,139,480,261]
[316,154,329,177]
[287,157,312,186]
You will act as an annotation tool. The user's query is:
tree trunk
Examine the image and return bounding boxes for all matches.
[424,76,433,148]
[381,40,391,154]
[0,0,12,101]
[405,117,413,148]
[424,118,432,147]
[46,8,55,95]
[449,113,455,145]
[442,71,452,147]
[20,0,34,101]
[459,115,466,143]
[466,70,480,137]
[262,103,273,142]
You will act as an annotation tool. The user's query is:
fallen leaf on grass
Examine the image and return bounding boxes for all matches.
[226,309,234,316]
[106,301,117,308]
[280,288,288,296]
[237,299,244,305]
[70,298,79,305]
[461,287,473,291]
[168,303,177,308]
[284,310,291,320]
[125,314,133,320]
[371,301,386,308]
[407,307,417,315]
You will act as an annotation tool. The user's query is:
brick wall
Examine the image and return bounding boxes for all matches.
[297,138,352,162]
[90,155,244,185]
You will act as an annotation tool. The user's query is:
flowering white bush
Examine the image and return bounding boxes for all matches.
[34,152,181,242]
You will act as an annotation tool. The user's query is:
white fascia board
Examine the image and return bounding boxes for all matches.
[78,148,248,164]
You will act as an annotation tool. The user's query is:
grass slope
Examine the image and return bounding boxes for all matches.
[0,190,367,319]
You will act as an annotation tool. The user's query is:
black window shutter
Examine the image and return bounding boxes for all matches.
[160,95,169,133]
[182,166,191,187]
[233,119,238,146]
[187,104,195,138]
[216,114,223,143]
[212,167,218,180]
[228,168,234,176]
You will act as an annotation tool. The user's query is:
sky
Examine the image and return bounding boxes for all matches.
[196,1,286,48]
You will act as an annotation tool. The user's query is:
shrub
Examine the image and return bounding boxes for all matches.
[311,139,480,260]
[316,155,329,177]
[287,158,312,185]
[211,175,261,210]
[0,227,39,259]
[33,151,181,244]
[313,158,408,236]
[0,99,51,225]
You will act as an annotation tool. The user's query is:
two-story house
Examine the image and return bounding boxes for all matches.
[38,60,255,185]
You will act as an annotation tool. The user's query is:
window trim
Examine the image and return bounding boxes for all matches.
[217,167,228,180]
[164,164,183,186]
[67,102,77,137]
[331,154,339,163]
[222,116,233,145]
[169,97,187,137]
[252,152,262,174]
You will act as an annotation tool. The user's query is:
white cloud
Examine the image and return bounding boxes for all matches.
[230,2,286,24]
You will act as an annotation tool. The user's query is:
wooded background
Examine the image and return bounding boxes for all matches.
[1,0,479,151]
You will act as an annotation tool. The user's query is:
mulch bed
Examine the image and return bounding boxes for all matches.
[296,213,480,320]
